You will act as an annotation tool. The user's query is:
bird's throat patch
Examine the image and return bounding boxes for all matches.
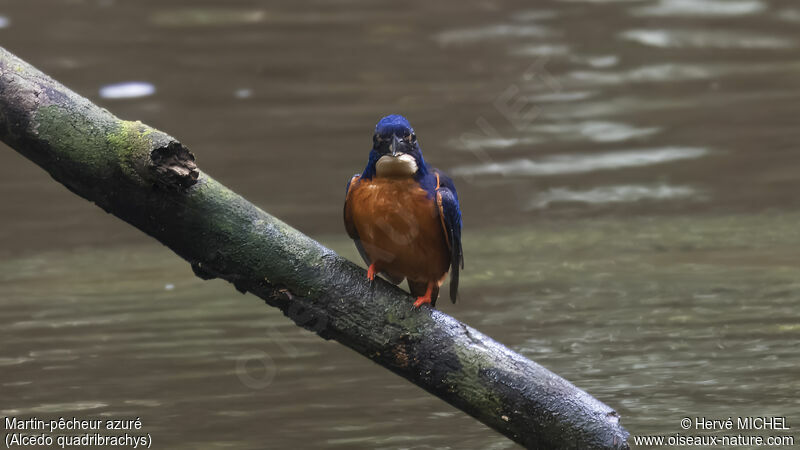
[376,154,418,177]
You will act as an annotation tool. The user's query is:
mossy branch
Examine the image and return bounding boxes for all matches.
[0,46,629,449]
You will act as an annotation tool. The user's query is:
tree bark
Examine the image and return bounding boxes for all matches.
[0,46,629,449]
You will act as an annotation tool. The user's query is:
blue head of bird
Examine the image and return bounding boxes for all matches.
[362,115,429,180]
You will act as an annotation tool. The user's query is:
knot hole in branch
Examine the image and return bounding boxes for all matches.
[150,141,198,189]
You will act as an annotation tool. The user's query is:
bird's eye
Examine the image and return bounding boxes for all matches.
[410,133,417,142]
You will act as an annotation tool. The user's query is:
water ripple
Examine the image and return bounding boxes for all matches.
[99,82,156,99]
[150,9,266,27]
[527,91,596,103]
[510,43,570,57]
[528,120,660,143]
[568,61,800,87]
[449,136,542,152]
[529,184,698,209]
[621,29,794,49]
[0,356,33,367]
[3,402,108,416]
[451,147,708,177]
[512,10,559,22]
[434,24,552,46]
[631,0,766,17]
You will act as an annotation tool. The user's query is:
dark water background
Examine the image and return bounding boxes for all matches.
[1,0,799,448]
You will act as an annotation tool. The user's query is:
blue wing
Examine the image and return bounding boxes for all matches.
[434,169,464,303]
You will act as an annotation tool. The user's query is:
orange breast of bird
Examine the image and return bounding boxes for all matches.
[347,177,450,284]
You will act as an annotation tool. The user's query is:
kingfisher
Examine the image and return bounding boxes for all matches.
[344,115,463,308]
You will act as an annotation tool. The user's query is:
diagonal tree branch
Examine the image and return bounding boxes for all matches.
[0,46,629,449]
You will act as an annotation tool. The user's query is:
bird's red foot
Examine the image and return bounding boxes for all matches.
[413,295,432,308]
[367,263,378,281]
[412,282,435,308]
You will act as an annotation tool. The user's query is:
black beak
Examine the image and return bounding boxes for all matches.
[389,135,404,157]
